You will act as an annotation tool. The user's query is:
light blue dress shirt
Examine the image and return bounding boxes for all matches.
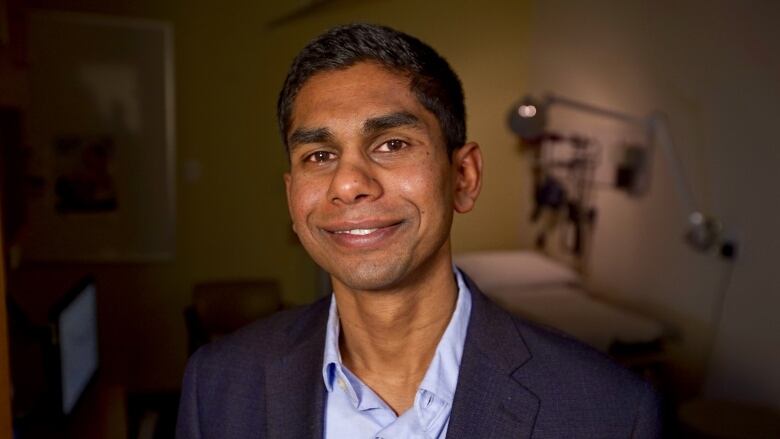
[322,269,472,439]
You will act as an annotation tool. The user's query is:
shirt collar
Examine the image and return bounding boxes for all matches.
[322,295,342,394]
[321,268,473,412]
[416,268,471,405]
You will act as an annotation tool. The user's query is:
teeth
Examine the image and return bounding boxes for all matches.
[336,228,378,235]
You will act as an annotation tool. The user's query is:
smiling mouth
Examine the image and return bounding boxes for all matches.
[322,221,404,244]
[321,222,402,250]
[333,228,379,236]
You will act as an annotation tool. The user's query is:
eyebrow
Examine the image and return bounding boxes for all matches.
[288,127,334,151]
[362,112,421,137]
[287,111,422,152]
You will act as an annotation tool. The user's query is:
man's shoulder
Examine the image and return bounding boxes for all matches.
[465,278,648,393]
[466,295,662,435]
[512,314,647,388]
[470,290,655,404]
[176,296,331,439]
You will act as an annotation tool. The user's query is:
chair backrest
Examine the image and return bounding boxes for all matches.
[185,279,281,353]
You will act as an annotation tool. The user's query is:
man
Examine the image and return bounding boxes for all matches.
[176,24,662,438]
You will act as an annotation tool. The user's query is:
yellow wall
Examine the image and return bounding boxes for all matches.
[9,0,532,390]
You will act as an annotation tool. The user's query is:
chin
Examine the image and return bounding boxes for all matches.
[329,259,412,292]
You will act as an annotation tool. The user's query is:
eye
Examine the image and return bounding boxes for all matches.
[375,139,408,153]
[304,150,335,163]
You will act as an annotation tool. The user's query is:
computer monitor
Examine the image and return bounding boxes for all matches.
[47,276,100,416]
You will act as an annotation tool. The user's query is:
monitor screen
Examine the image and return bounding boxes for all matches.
[53,279,99,415]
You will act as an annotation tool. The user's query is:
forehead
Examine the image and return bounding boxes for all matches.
[289,62,439,137]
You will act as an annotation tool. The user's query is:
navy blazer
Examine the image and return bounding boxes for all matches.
[176,276,662,438]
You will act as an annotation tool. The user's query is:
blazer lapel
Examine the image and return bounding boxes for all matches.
[265,296,330,438]
[448,276,540,439]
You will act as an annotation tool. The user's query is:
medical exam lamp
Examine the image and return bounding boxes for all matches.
[508,94,735,258]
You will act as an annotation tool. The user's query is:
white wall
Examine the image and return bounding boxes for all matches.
[524,0,780,407]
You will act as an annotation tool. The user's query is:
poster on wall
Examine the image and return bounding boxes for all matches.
[22,12,175,262]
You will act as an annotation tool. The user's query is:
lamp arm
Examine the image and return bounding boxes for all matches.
[545,93,647,127]
[649,111,699,216]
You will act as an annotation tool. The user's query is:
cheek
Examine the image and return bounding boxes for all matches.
[395,163,452,217]
[288,177,326,223]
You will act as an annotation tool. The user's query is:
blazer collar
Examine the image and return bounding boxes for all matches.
[264,295,331,438]
[447,274,541,438]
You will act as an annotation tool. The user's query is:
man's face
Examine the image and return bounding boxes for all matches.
[284,62,475,292]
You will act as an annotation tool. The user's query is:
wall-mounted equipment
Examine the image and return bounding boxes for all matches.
[508,93,735,258]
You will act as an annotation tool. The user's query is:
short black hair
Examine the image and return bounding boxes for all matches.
[277,23,466,155]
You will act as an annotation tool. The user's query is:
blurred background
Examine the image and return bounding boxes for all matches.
[0,0,778,437]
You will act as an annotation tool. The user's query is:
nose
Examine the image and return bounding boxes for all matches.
[327,154,382,205]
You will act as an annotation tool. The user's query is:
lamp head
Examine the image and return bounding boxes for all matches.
[685,211,722,252]
[508,95,548,142]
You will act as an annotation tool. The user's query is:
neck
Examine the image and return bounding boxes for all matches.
[332,253,458,410]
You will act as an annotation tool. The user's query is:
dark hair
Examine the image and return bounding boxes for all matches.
[277,23,466,155]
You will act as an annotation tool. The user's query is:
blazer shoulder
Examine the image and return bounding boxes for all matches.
[453,285,663,437]
[509,314,663,435]
[468,283,645,391]
[513,313,645,387]
[176,296,331,438]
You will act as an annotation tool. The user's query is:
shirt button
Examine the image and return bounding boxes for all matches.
[337,378,347,390]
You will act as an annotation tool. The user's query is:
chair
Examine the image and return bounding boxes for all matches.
[184,279,282,355]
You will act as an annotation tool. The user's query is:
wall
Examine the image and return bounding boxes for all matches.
[5,0,533,391]
[523,0,780,407]
[0,222,11,439]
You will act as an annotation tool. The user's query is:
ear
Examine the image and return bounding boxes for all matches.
[451,142,483,214]
[283,172,297,234]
